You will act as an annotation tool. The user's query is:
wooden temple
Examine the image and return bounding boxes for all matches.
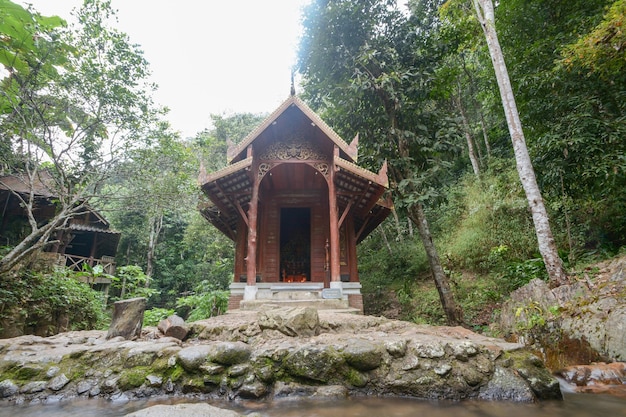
[199,95,392,312]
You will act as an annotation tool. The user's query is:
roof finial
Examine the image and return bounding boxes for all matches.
[290,68,296,96]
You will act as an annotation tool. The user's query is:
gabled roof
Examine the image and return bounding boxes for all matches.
[227,95,359,163]
[199,95,392,243]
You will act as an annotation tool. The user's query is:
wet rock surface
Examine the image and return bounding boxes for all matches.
[125,403,247,417]
[0,308,560,405]
[556,362,626,398]
[498,256,626,365]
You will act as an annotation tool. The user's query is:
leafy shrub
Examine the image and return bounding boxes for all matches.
[143,307,175,327]
[110,265,159,303]
[435,167,538,271]
[0,268,108,336]
[497,258,548,293]
[176,280,229,321]
[358,229,429,294]
[398,281,446,325]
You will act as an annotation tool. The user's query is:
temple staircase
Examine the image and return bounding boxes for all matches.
[237,282,360,313]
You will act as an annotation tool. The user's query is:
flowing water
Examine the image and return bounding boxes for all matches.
[1,393,625,417]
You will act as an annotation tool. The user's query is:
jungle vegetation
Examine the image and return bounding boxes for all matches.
[0,0,624,333]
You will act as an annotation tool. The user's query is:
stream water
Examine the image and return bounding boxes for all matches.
[1,393,625,417]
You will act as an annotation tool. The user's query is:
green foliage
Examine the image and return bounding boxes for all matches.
[110,265,158,302]
[358,226,429,294]
[398,281,447,325]
[142,307,175,327]
[0,268,108,336]
[514,301,560,332]
[0,0,159,275]
[561,0,626,80]
[434,167,538,271]
[499,259,548,293]
[0,0,67,105]
[176,280,229,321]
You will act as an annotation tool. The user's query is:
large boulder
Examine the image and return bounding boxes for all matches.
[498,256,626,364]
[257,307,320,337]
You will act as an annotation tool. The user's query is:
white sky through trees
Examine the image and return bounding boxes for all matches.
[23,0,311,138]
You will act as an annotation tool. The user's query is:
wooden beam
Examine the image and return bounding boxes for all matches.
[356,216,372,242]
[338,198,354,228]
[214,181,249,228]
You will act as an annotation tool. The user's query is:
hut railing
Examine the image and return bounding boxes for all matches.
[63,254,116,276]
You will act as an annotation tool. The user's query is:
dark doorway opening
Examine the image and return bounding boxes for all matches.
[280,207,311,282]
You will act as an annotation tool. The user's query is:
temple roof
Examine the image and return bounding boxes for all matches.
[199,95,392,243]
[226,95,359,164]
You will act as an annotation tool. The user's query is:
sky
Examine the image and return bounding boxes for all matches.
[23,0,311,138]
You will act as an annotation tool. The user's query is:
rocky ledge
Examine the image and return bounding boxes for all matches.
[0,307,561,405]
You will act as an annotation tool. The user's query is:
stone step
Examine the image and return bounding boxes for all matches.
[238,298,358,313]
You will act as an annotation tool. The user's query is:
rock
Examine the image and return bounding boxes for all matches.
[125,403,243,417]
[510,353,562,400]
[145,375,163,387]
[76,380,93,395]
[258,307,320,337]
[313,385,348,398]
[342,338,384,371]
[157,315,188,341]
[177,345,213,371]
[284,344,344,383]
[0,380,18,398]
[46,366,60,378]
[556,362,626,387]
[0,310,562,404]
[498,256,626,364]
[479,366,536,402]
[107,298,147,340]
[20,381,47,394]
[210,341,251,365]
[101,377,119,393]
[385,339,407,358]
[47,373,70,391]
[237,380,267,398]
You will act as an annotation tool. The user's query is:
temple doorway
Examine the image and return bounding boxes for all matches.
[280,207,311,282]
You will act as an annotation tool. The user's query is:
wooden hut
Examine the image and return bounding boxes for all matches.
[199,95,392,312]
[0,172,120,276]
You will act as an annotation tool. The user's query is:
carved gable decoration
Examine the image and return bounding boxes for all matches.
[259,137,327,161]
[258,136,330,179]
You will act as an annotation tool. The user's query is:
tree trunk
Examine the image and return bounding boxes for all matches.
[392,208,404,242]
[157,314,189,341]
[106,297,146,340]
[408,203,464,326]
[145,213,163,282]
[473,0,568,286]
[479,116,492,159]
[455,89,481,178]
[379,227,393,255]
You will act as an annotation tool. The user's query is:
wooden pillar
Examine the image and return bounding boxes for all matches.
[246,163,260,288]
[328,148,340,282]
[89,232,98,266]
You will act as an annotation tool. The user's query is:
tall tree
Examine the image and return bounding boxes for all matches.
[299,0,464,325]
[0,0,157,274]
[471,0,567,286]
[487,0,625,252]
[104,113,264,308]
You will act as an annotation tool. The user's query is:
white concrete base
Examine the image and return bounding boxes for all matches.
[329,281,343,295]
[243,285,258,301]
